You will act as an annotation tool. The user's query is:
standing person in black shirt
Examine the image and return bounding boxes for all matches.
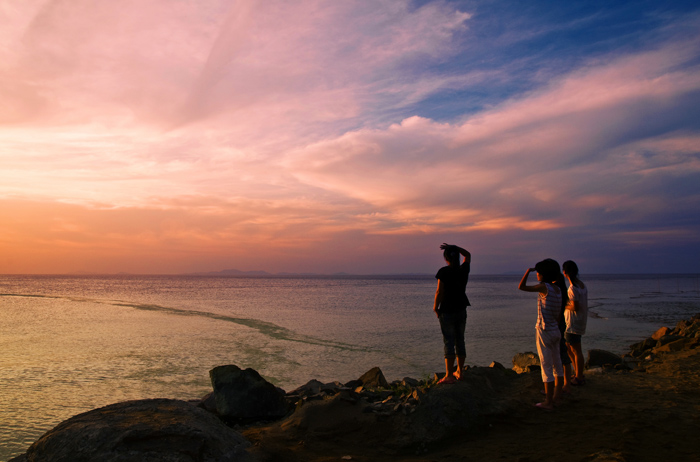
[433,243,471,384]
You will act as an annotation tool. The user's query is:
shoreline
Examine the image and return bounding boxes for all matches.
[10,314,700,462]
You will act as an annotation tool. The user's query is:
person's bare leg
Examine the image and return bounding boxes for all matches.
[444,356,455,378]
[562,363,572,393]
[566,343,576,375]
[553,376,563,404]
[573,343,585,380]
[455,355,465,379]
[537,381,555,409]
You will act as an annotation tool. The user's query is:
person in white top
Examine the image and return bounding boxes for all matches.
[563,260,588,385]
[518,259,564,410]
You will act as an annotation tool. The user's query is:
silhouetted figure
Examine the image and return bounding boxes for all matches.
[433,243,471,384]
[563,260,588,385]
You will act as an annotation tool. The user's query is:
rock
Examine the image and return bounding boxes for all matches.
[629,338,656,357]
[210,365,289,423]
[357,366,389,389]
[411,388,426,403]
[288,379,326,397]
[621,356,641,370]
[656,334,683,347]
[655,337,691,353]
[279,393,377,440]
[344,379,363,389]
[675,318,700,338]
[489,361,505,370]
[402,377,420,387]
[198,391,218,414]
[396,367,514,447]
[583,449,627,461]
[586,349,622,368]
[512,352,540,373]
[13,399,254,462]
[651,326,671,340]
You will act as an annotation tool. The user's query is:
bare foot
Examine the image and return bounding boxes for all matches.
[535,402,554,411]
[437,375,456,385]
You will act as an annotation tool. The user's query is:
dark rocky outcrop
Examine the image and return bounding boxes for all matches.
[275,365,519,452]
[9,399,253,462]
[627,314,700,361]
[209,365,290,424]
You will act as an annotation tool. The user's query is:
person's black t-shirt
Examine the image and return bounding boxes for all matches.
[435,261,471,313]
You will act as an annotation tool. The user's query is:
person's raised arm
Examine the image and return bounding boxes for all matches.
[518,268,546,293]
[440,243,471,264]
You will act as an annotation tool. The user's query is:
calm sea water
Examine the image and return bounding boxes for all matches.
[1,273,699,460]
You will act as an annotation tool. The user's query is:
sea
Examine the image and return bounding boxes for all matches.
[1,273,699,460]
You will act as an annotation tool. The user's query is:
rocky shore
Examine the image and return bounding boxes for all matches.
[10,314,700,462]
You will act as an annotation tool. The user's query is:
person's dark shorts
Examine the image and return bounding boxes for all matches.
[438,310,467,358]
[565,333,582,345]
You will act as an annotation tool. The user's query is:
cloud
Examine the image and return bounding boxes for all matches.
[0,1,698,273]
[2,0,471,132]
[282,35,700,256]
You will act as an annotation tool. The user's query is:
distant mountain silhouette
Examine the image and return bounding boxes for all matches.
[191,269,272,276]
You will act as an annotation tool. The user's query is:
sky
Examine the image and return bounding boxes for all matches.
[1,0,699,275]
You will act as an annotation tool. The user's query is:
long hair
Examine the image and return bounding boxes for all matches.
[534,259,556,282]
[537,258,569,308]
[563,260,579,280]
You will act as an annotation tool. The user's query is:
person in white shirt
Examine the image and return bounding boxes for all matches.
[563,260,588,385]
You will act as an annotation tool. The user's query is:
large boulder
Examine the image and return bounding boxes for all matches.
[11,399,253,462]
[279,393,378,440]
[586,349,622,368]
[210,365,289,423]
[512,352,540,374]
[395,367,516,448]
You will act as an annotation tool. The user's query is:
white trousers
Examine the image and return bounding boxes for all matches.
[536,327,563,383]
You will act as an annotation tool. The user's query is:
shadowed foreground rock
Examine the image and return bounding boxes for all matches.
[256,364,520,456]
[9,399,254,462]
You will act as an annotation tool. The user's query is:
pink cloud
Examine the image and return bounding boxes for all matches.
[0,2,698,273]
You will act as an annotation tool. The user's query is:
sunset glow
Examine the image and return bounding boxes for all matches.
[1,0,699,274]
